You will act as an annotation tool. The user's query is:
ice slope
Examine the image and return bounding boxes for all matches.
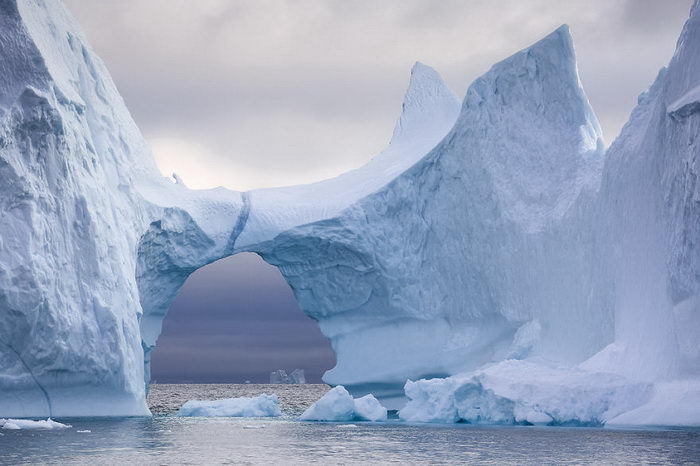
[235,62,460,247]
[1,0,699,425]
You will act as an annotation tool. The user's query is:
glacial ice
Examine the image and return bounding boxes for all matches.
[300,386,387,422]
[175,394,281,418]
[0,0,699,426]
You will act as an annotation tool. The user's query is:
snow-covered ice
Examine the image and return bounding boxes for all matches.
[0,0,699,426]
[300,386,387,422]
[0,418,71,430]
[175,394,281,418]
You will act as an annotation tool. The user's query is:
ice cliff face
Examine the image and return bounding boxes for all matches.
[0,0,699,425]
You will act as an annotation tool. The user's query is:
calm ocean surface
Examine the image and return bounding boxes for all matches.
[1,384,698,465]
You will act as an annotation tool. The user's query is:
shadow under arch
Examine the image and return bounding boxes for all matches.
[149,252,335,383]
[135,208,334,388]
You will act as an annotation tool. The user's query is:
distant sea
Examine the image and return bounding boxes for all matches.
[147,383,329,416]
[1,384,698,465]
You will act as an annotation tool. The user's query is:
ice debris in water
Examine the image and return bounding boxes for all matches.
[175,394,281,417]
[300,386,387,422]
[0,418,71,430]
[399,360,653,426]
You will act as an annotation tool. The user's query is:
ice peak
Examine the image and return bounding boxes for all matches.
[665,0,700,109]
[462,23,595,133]
[389,62,460,147]
[453,23,603,233]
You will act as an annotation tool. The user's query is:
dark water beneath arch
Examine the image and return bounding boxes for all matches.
[1,384,698,465]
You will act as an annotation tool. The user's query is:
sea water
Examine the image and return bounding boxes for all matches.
[1,384,698,465]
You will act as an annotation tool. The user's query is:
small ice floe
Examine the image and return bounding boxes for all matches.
[300,386,387,422]
[176,394,281,417]
[76,430,92,433]
[0,418,71,430]
[242,424,266,429]
[336,424,359,428]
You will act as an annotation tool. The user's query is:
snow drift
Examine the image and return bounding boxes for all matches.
[175,394,281,418]
[0,0,699,426]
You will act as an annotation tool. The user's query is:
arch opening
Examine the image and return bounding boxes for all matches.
[147,252,335,384]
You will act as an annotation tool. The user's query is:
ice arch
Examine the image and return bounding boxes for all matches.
[135,61,463,405]
[135,25,607,410]
[0,0,609,416]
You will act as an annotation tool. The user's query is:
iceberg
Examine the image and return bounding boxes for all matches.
[269,369,306,384]
[269,370,291,384]
[0,0,699,426]
[175,394,281,418]
[300,386,387,422]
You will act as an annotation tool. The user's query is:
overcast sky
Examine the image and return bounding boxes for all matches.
[65,0,693,191]
[62,1,694,383]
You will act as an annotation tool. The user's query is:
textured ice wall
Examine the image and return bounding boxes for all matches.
[585,0,700,382]
[251,26,607,405]
[0,0,244,416]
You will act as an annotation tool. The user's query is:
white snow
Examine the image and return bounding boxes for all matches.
[175,394,281,418]
[0,418,71,430]
[300,386,387,422]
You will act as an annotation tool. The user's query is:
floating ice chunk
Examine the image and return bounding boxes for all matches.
[399,360,652,426]
[300,386,355,421]
[353,395,388,422]
[0,418,71,430]
[176,394,281,417]
[300,386,387,422]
